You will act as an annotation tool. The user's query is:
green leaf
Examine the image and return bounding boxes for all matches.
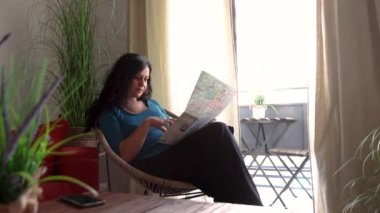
[40,175,98,197]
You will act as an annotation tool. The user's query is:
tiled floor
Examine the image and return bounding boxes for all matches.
[246,155,314,213]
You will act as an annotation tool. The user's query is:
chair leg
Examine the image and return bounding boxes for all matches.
[281,155,313,199]
[163,190,205,199]
[286,155,312,186]
[271,155,310,206]
[253,155,288,209]
[250,155,268,177]
[105,154,111,192]
[267,155,297,198]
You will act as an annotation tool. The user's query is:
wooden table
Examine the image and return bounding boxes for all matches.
[39,192,289,213]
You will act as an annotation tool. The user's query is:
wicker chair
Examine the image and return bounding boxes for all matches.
[96,127,204,198]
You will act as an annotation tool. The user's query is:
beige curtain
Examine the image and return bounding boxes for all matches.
[314,0,380,212]
[127,0,239,131]
[127,0,171,106]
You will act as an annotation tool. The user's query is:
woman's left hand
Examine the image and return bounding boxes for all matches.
[161,118,175,131]
[145,117,175,132]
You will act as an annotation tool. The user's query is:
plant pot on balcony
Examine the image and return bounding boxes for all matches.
[250,105,267,119]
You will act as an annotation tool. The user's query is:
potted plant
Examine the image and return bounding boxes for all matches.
[249,95,267,118]
[249,94,278,119]
[39,0,100,146]
[0,33,97,212]
[337,127,380,213]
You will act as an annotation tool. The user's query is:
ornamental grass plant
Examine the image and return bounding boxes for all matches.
[0,33,96,205]
[39,0,99,127]
[338,127,380,213]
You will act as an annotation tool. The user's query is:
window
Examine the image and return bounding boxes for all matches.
[234,0,316,105]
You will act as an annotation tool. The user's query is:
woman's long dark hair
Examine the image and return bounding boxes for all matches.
[85,53,152,131]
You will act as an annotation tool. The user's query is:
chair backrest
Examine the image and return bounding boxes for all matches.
[96,128,197,196]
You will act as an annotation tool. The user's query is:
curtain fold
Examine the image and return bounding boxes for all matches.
[127,0,171,106]
[315,0,380,212]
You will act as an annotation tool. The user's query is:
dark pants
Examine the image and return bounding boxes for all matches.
[131,122,263,206]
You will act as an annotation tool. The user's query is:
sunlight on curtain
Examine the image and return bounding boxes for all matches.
[127,0,171,106]
[315,0,380,212]
[234,0,315,106]
[127,0,239,135]
[166,0,238,127]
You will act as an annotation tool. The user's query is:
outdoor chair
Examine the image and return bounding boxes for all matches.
[267,147,312,207]
[244,129,312,209]
[240,104,313,209]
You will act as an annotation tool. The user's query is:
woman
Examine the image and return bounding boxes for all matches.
[85,53,263,206]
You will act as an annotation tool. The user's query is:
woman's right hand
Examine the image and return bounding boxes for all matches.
[120,116,170,162]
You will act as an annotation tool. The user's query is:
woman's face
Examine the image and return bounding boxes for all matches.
[129,66,150,98]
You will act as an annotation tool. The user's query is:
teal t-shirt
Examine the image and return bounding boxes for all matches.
[98,99,171,160]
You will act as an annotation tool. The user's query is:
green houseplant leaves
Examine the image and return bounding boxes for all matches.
[0,33,97,204]
[335,127,380,213]
[39,0,99,127]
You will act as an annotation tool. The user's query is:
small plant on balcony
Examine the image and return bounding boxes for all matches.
[253,95,265,105]
[249,94,277,118]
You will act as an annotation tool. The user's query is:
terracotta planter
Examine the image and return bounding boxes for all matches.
[66,127,98,147]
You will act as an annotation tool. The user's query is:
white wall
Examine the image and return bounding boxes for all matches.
[0,0,128,112]
[0,0,34,64]
[0,0,128,76]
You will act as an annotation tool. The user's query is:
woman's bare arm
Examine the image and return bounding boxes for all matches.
[119,117,172,162]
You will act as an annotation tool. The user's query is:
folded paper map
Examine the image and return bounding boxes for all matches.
[160,71,236,144]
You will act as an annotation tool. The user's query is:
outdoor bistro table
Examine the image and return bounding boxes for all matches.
[240,117,296,166]
[240,117,297,208]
